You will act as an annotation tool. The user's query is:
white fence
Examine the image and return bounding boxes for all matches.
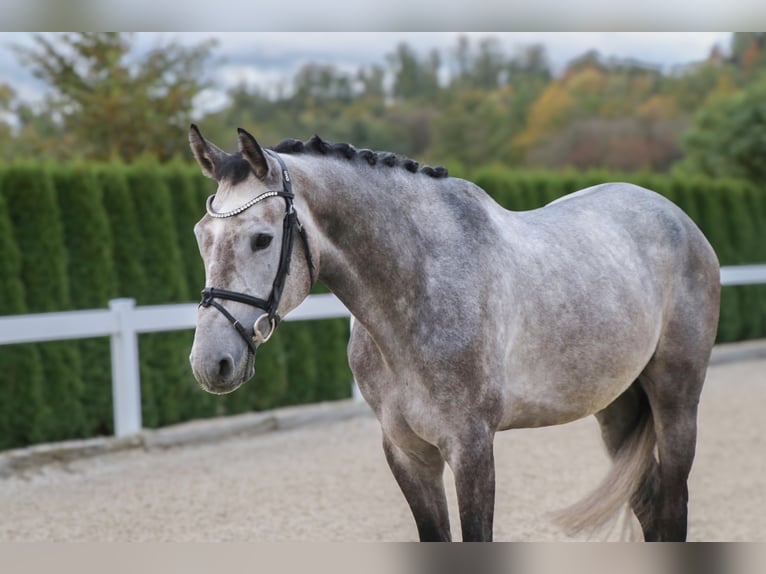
[0,294,350,437]
[0,264,765,438]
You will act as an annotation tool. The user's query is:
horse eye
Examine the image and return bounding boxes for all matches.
[251,233,273,252]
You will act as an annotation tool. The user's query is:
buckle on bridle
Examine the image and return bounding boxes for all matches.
[253,313,277,345]
[200,289,214,308]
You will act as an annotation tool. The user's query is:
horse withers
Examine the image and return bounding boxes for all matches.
[188,125,720,542]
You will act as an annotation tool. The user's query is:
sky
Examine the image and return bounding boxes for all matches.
[0,32,733,113]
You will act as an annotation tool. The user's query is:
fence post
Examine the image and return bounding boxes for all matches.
[109,298,142,437]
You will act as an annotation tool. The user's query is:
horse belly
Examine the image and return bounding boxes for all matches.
[499,321,660,430]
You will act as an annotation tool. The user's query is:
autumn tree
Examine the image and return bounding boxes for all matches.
[0,83,69,161]
[514,51,694,171]
[14,32,216,162]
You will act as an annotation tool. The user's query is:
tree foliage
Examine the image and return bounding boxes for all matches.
[674,74,766,183]
[14,33,215,161]
[5,33,766,180]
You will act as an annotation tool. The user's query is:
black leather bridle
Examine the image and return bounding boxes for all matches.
[199,149,315,354]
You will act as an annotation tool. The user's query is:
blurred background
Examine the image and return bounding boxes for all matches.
[1,32,763,177]
[0,32,764,450]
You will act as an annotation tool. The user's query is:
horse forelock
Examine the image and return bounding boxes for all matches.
[216,153,253,185]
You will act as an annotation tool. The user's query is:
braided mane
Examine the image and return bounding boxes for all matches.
[272,135,448,179]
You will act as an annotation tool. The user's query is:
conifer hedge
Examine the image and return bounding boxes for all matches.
[52,165,116,435]
[125,162,197,428]
[0,189,47,449]
[0,165,86,442]
[0,161,764,449]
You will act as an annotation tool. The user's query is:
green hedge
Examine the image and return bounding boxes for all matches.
[0,165,86,443]
[0,161,763,449]
[52,165,116,435]
[125,163,195,428]
[0,188,47,449]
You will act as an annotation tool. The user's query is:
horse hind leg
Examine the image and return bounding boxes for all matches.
[594,382,661,540]
[553,381,659,540]
[636,265,717,542]
[637,350,707,542]
[566,349,708,542]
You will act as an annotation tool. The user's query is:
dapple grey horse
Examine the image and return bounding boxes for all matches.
[188,126,720,542]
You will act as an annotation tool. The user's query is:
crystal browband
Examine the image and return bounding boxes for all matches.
[205,190,284,219]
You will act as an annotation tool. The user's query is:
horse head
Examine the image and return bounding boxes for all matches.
[188,125,315,394]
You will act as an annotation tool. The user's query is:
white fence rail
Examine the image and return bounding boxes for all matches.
[0,265,764,438]
[719,264,766,286]
[0,294,350,438]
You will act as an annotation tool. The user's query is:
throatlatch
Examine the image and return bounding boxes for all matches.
[199,149,315,353]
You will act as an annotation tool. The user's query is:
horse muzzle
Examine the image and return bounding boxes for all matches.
[189,336,256,395]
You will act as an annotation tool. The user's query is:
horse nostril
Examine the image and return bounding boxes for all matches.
[218,356,234,380]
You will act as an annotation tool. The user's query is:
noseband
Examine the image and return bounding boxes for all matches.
[199,150,315,354]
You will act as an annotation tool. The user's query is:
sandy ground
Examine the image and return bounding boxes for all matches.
[0,358,763,542]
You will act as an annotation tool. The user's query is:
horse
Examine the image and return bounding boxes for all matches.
[187,125,720,542]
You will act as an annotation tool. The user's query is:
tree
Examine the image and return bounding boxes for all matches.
[14,33,216,162]
[293,63,355,104]
[731,33,766,79]
[473,37,506,90]
[431,88,518,168]
[387,42,440,101]
[0,83,70,162]
[674,74,766,183]
[0,84,14,160]
[505,44,552,124]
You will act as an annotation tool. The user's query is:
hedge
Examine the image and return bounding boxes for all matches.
[125,162,197,428]
[52,165,116,435]
[0,161,764,450]
[0,188,47,449]
[0,165,86,443]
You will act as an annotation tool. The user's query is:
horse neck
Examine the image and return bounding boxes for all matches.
[292,155,446,322]
[289,153,501,346]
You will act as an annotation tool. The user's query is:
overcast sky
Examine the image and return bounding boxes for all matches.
[0,32,733,111]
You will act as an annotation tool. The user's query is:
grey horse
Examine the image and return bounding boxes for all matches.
[188,126,720,542]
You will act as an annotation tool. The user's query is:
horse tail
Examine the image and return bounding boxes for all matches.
[552,407,656,538]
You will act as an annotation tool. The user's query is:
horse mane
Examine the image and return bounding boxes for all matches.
[272,135,449,179]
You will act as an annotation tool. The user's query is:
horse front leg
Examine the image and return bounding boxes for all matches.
[382,434,452,541]
[446,429,496,542]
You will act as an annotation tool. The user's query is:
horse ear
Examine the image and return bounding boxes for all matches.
[189,124,228,180]
[237,127,269,179]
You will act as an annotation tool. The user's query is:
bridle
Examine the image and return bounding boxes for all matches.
[199,149,315,354]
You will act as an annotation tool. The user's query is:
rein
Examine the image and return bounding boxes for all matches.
[199,149,315,354]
